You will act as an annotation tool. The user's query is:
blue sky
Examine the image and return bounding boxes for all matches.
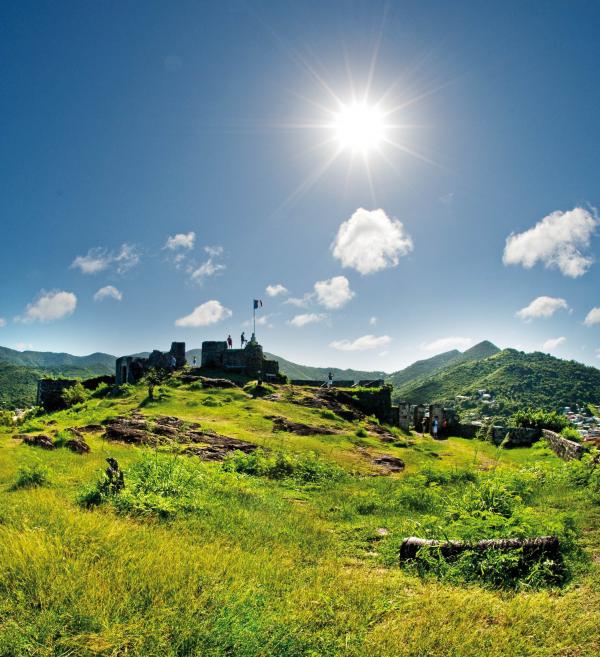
[1,0,599,371]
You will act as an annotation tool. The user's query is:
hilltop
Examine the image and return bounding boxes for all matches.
[396,348,600,415]
[0,370,598,656]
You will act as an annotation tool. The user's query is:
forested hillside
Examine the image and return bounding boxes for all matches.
[395,348,600,413]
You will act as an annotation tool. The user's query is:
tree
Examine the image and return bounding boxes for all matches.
[144,367,169,401]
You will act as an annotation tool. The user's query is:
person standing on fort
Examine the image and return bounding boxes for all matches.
[227,335,233,349]
[192,355,197,366]
[241,332,246,348]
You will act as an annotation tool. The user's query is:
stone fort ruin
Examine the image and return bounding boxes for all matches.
[116,342,187,385]
[201,338,280,379]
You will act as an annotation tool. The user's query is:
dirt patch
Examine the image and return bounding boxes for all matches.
[65,437,91,454]
[268,415,337,436]
[79,424,104,433]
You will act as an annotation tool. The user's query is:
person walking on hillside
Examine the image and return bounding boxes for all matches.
[432,417,439,439]
[421,418,427,435]
[327,371,333,388]
[192,355,197,367]
[241,332,246,348]
[227,335,233,349]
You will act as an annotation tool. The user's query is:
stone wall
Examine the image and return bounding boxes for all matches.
[542,429,584,461]
[398,401,411,431]
[350,385,396,425]
[37,379,78,411]
[290,380,355,387]
[116,342,186,385]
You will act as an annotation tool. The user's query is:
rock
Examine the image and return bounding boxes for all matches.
[200,377,238,389]
[21,434,55,450]
[372,454,405,472]
[64,437,91,454]
[184,434,258,461]
[79,424,104,433]
[269,415,337,436]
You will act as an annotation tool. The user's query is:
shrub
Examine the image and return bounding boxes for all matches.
[12,462,50,490]
[223,449,345,484]
[90,382,110,398]
[61,382,89,407]
[320,409,338,421]
[79,453,204,518]
[560,426,582,443]
[0,410,14,427]
[355,427,368,438]
[509,408,569,433]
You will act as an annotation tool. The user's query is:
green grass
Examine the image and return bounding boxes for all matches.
[0,377,598,656]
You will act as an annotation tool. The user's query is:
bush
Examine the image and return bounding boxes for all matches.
[90,382,110,398]
[79,454,204,518]
[223,449,345,484]
[12,462,50,490]
[355,427,368,438]
[509,408,569,433]
[320,409,339,421]
[560,426,582,443]
[61,382,89,407]
[0,410,14,427]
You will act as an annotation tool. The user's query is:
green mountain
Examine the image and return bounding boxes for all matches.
[0,346,115,371]
[395,348,600,414]
[0,347,116,410]
[387,341,500,390]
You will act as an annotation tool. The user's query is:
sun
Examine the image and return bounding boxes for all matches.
[331,102,387,154]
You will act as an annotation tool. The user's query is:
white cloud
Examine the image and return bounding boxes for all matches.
[596,348,600,360]
[17,290,77,323]
[515,296,568,321]
[330,334,391,352]
[542,336,566,351]
[189,258,226,283]
[584,307,600,327]
[71,243,140,275]
[164,232,196,250]
[331,208,413,275]
[421,336,473,352]
[284,294,313,308]
[266,284,288,297]
[503,207,598,278]
[71,248,111,274]
[369,316,377,326]
[314,276,355,309]
[0,318,6,328]
[289,313,327,327]
[204,245,223,257]
[14,342,33,351]
[175,300,232,327]
[93,285,123,302]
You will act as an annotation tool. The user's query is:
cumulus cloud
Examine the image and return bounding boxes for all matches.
[314,276,355,309]
[421,336,473,352]
[93,285,123,302]
[584,307,600,327]
[164,232,196,250]
[266,284,288,297]
[369,316,378,326]
[17,290,77,323]
[503,207,598,278]
[330,334,391,352]
[71,244,140,275]
[288,313,328,327]
[0,318,6,328]
[542,336,566,351]
[515,296,568,321]
[331,208,413,275]
[175,300,232,327]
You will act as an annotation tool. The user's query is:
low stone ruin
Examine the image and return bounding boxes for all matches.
[115,341,186,385]
[268,415,337,436]
[399,535,560,562]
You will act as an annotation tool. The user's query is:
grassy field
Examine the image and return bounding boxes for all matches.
[0,378,598,656]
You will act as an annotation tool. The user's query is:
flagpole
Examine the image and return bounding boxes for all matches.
[253,300,256,339]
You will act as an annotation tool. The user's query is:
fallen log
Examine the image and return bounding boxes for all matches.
[399,535,560,562]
